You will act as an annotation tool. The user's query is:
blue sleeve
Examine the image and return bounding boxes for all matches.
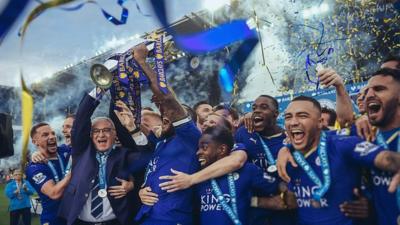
[333,135,383,168]
[5,182,16,199]
[174,120,201,148]
[248,163,278,195]
[234,126,245,143]
[26,164,54,193]
[231,143,246,152]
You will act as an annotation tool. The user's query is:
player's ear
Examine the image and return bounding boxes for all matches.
[218,144,229,157]
[317,114,323,130]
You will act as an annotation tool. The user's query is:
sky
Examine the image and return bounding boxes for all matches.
[1,0,398,100]
[0,0,203,87]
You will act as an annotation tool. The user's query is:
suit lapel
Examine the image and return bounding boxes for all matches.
[106,147,120,184]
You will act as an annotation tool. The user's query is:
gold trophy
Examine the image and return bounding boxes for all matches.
[89,34,176,88]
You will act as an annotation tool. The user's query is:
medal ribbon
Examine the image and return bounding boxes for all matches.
[211,173,242,225]
[16,181,22,199]
[109,49,143,129]
[65,157,72,174]
[375,129,400,211]
[292,132,331,201]
[256,133,276,167]
[47,153,66,183]
[96,150,111,189]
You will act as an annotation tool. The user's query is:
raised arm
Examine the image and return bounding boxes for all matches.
[71,92,100,155]
[317,68,354,127]
[133,44,187,122]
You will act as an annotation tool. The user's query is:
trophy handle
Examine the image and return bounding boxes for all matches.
[90,64,113,89]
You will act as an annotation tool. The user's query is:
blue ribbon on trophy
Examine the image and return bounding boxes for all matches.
[90,34,170,128]
[107,50,143,129]
[153,35,168,94]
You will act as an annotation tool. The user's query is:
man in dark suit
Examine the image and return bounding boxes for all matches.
[58,88,151,225]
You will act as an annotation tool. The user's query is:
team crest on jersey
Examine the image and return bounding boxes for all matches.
[32,172,46,184]
[205,188,212,195]
[354,141,379,156]
[233,172,240,180]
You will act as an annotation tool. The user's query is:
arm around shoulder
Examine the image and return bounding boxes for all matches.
[40,173,71,200]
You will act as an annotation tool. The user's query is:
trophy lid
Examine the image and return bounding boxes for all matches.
[90,64,113,89]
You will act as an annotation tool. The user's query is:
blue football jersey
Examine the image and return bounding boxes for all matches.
[135,120,201,225]
[197,163,277,225]
[371,128,399,225]
[26,150,68,225]
[287,134,383,225]
[235,126,297,225]
[235,126,286,189]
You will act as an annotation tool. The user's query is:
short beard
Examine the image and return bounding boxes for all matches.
[371,98,398,128]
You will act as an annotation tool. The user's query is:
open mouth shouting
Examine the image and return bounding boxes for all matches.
[289,128,305,146]
[95,138,110,150]
[253,114,265,130]
[366,100,382,120]
[47,140,58,152]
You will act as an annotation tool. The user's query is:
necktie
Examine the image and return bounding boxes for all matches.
[90,177,103,219]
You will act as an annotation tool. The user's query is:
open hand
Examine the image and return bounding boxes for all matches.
[139,186,158,206]
[159,169,193,193]
[108,177,134,199]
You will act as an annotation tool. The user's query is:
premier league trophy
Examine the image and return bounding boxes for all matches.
[90,33,175,128]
